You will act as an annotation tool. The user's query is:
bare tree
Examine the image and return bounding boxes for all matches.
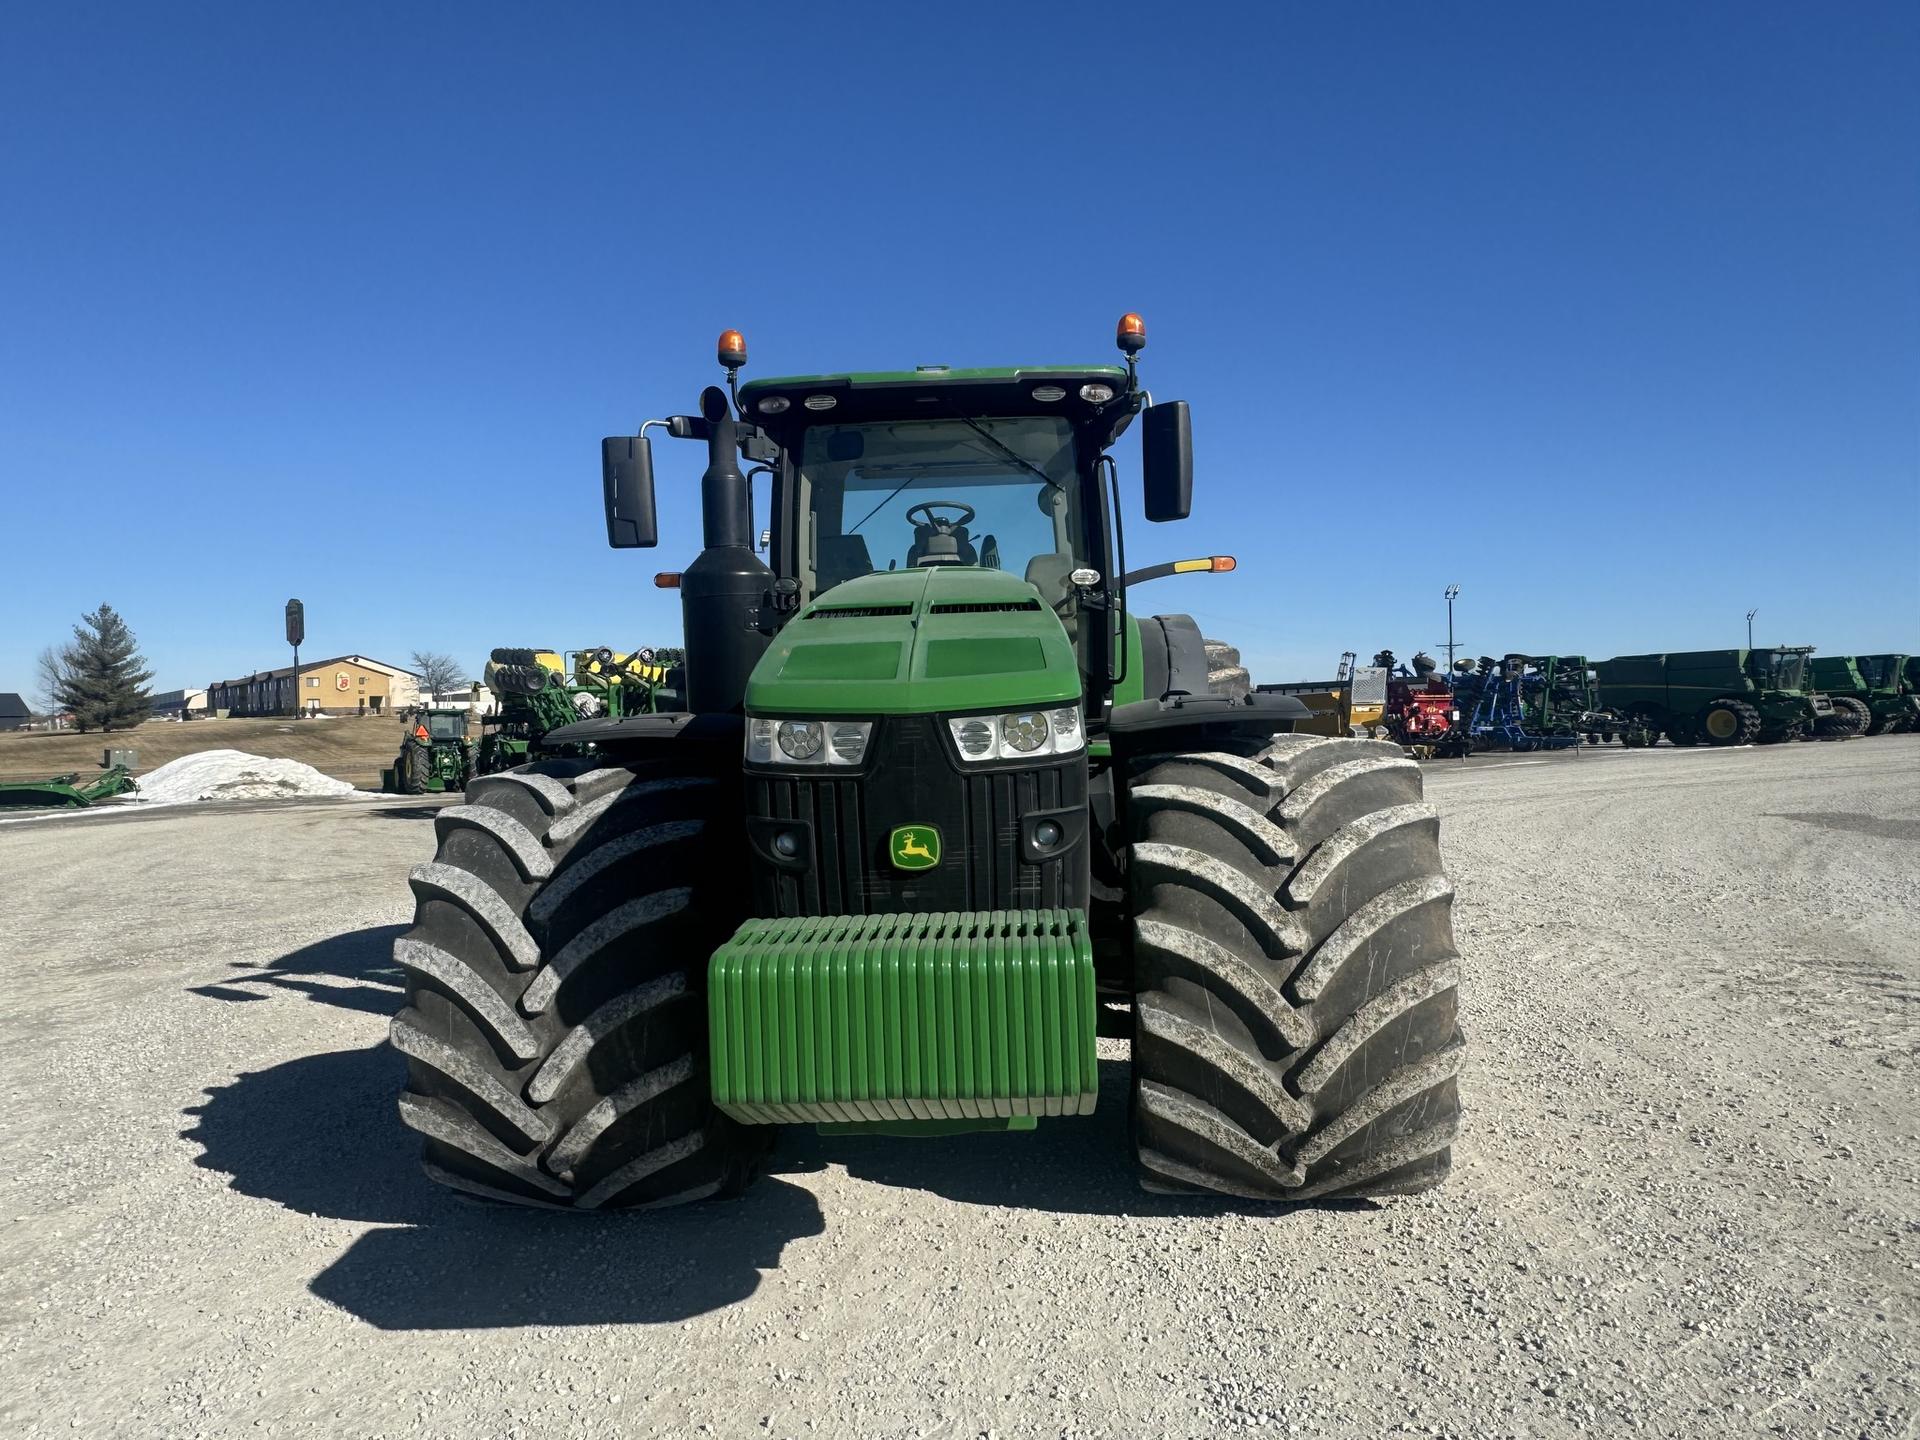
[35,645,71,724]
[410,650,467,702]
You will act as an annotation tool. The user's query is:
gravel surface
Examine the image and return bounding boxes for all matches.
[0,741,1914,1438]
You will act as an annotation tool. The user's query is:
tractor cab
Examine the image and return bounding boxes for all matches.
[1746,646,1812,693]
[741,370,1130,603]
[597,317,1259,736]
[420,710,467,742]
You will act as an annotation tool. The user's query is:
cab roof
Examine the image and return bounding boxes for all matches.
[741,364,1127,393]
[737,364,1135,437]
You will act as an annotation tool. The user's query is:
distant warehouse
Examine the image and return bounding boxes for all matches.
[150,687,208,719]
[208,655,420,717]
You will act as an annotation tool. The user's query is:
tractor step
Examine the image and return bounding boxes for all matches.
[708,908,1098,1127]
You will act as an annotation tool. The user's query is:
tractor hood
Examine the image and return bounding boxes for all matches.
[745,568,1081,716]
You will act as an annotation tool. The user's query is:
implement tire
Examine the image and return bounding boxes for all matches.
[1827,697,1870,738]
[1126,735,1463,1202]
[390,756,768,1209]
[1815,699,1865,739]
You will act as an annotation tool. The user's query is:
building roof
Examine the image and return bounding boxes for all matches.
[0,692,29,718]
[209,655,419,688]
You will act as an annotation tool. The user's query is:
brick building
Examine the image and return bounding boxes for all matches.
[208,655,420,717]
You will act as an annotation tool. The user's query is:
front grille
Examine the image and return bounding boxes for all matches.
[805,605,913,619]
[928,600,1042,614]
[747,714,1088,917]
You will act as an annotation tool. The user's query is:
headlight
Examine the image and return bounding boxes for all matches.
[1001,712,1048,752]
[948,705,1085,763]
[746,717,872,766]
[778,720,824,759]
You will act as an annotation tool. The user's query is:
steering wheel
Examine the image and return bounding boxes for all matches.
[905,500,976,530]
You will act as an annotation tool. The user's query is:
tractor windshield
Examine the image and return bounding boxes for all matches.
[797,417,1088,600]
[1857,656,1893,689]
[425,713,465,740]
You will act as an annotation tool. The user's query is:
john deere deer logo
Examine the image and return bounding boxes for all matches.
[889,824,941,871]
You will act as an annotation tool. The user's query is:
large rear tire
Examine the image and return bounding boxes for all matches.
[1126,736,1463,1201]
[391,757,768,1209]
[399,739,429,795]
[1700,699,1760,746]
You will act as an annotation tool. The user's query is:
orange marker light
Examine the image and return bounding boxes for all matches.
[717,329,748,369]
[654,572,682,589]
[1116,312,1147,354]
[1213,555,1236,572]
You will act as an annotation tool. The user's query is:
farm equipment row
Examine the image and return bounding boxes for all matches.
[1375,648,1917,756]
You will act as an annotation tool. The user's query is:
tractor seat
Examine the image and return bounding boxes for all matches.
[909,523,976,567]
[1023,552,1075,609]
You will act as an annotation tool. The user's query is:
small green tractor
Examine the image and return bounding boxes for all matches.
[1594,647,1855,746]
[1809,654,1917,735]
[474,647,676,776]
[382,708,474,795]
[388,318,1464,1211]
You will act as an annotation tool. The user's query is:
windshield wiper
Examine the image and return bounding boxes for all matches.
[949,411,1063,496]
[847,418,1062,535]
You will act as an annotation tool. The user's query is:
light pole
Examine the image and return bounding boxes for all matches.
[1745,607,1757,649]
[1444,585,1460,673]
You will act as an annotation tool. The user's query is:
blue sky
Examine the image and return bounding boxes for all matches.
[2,2,1915,695]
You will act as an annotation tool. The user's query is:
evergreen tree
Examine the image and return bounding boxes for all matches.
[54,603,154,732]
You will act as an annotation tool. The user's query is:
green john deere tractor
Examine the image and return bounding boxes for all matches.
[1809,654,1917,736]
[389,318,1464,1210]
[1594,647,1850,746]
[382,708,474,795]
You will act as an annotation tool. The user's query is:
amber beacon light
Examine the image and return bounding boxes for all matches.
[717,329,748,370]
[1115,312,1147,354]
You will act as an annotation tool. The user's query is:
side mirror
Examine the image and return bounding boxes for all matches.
[1141,400,1192,522]
[601,435,659,548]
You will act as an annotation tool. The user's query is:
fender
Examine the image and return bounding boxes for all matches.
[540,711,741,750]
[1106,691,1311,758]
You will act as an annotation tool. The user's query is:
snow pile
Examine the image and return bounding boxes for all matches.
[134,750,357,805]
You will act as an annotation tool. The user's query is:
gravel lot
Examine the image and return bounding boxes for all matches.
[1,740,1914,1438]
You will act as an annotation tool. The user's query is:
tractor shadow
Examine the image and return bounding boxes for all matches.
[773,1057,1377,1221]
[183,1039,825,1330]
[362,803,446,821]
[186,924,405,1015]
